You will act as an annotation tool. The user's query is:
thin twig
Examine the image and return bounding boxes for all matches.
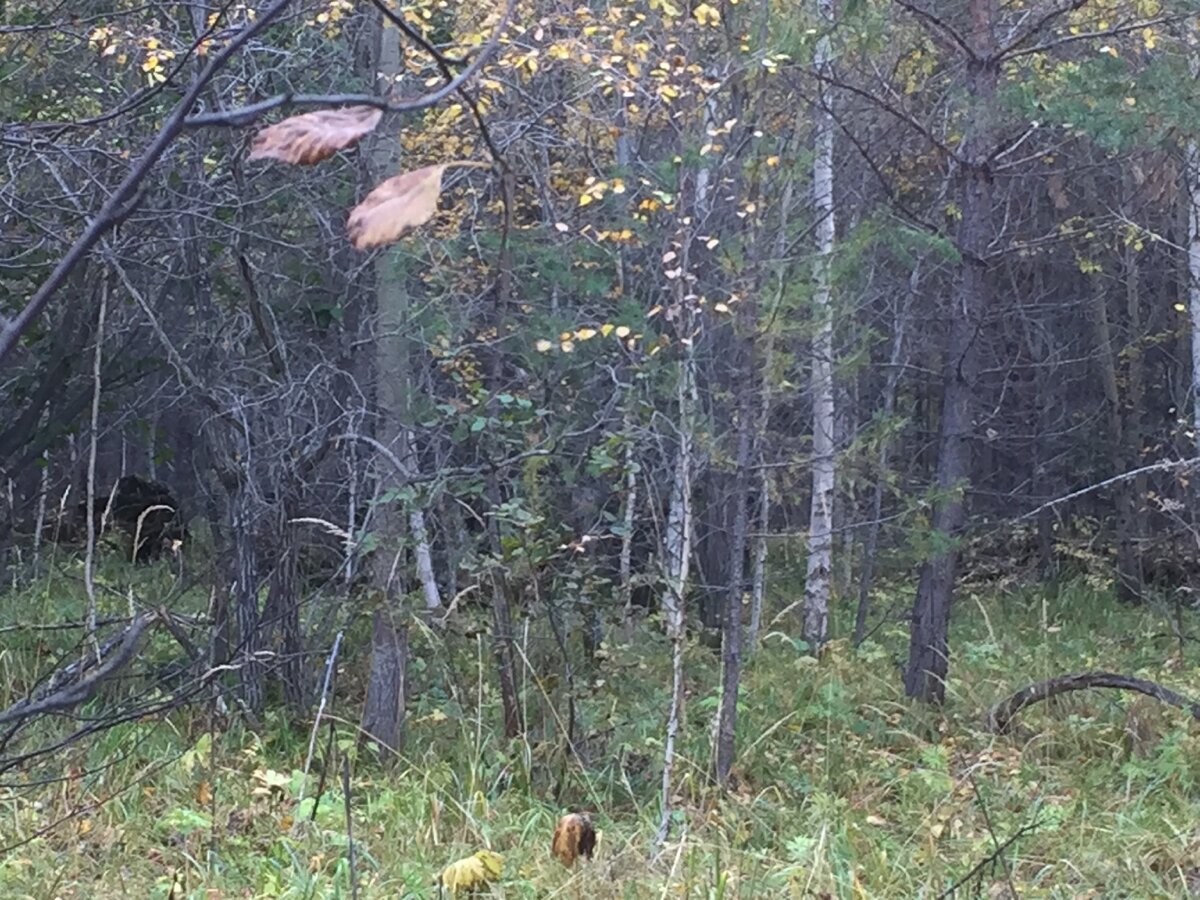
[1013,457,1200,523]
[968,772,1017,897]
[341,756,359,900]
[297,632,343,813]
[83,278,108,663]
[182,0,518,128]
[0,0,295,368]
[937,820,1040,899]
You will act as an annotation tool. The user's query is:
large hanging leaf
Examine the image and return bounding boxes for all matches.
[347,160,490,251]
[551,812,596,867]
[440,849,504,894]
[248,105,383,165]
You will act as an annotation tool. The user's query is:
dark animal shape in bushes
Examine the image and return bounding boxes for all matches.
[76,475,187,562]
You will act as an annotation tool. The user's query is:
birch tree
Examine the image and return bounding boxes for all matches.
[803,0,838,651]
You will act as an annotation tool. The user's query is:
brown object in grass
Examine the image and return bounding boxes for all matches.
[551,812,596,867]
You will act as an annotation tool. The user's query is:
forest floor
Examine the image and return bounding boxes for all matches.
[2,564,1200,898]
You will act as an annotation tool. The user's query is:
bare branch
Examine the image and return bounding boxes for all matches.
[1003,15,1180,60]
[891,0,977,60]
[182,0,518,129]
[1014,456,1200,522]
[0,614,157,727]
[988,671,1200,734]
[0,0,295,369]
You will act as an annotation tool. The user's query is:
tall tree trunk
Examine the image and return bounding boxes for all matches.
[1123,237,1146,589]
[360,10,412,758]
[904,0,997,703]
[803,0,837,651]
[230,474,262,714]
[486,170,523,739]
[619,403,639,635]
[1093,283,1141,603]
[746,452,770,652]
[657,227,698,844]
[715,328,755,786]
[268,487,305,711]
[361,604,408,759]
[855,261,918,646]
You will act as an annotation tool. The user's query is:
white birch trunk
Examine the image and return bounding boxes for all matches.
[802,0,837,650]
[619,406,639,634]
[656,221,698,846]
[746,464,770,649]
[84,279,108,658]
[656,333,695,847]
[405,428,441,610]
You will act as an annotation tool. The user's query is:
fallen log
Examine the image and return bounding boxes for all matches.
[987,671,1200,734]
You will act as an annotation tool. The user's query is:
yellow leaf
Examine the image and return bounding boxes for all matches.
[693,2,721,25]
[441,850,504,895]
[535,339,554,352]
[575,328,597,340]
[600,323,615,337]
[615,325,631,338]
[560,340,576,352]
[1174,303,1186,313]
[578,193,593,207]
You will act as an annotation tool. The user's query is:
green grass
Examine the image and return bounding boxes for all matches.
[2,563,1200,898]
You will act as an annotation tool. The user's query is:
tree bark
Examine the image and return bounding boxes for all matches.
[855,262,917,646]
[905,0,997,703]
[802,0,837,652]
[230,475,262,714]
[619,403,639,635]
[486,170,523,739]
[715,331,755,786]
[360,9,414,756]
[360,605,408,759]
[1092,282,1141,603]
[657,220,698,845]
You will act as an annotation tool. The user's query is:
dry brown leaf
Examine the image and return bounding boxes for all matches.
[248,106,383,166]
[347,160,491,250]
[347,164,446,250]
[551,812,596,867]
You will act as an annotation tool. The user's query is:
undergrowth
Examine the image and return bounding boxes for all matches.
[2,563,1200,898]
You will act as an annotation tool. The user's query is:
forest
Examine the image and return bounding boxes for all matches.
[2,0,1200,896]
